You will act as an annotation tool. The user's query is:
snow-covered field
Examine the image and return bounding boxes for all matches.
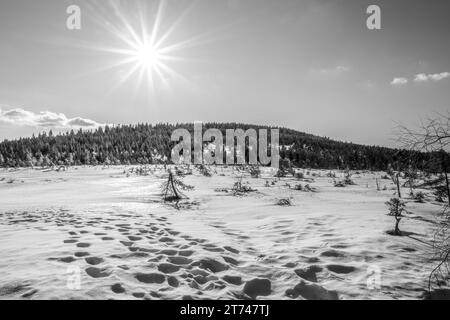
[0,166,444,300]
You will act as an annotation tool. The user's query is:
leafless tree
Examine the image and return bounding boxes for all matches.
[396,112,450,293]
[397,112,449,205]
[397,113,449,203]
[429,204,450,292]
[396,112,450,152]
[387,163,402,198]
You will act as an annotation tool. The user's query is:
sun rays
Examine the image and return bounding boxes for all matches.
[84,0,205,95]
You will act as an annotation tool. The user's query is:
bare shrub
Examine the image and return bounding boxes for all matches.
[216,176,256,196]
[275,168,287,178]
[249,166,261,178]
[294,184,316,192]
[197,164,212,177]
[295,172,305,179]
[276,198,292,206]
[231,177,256,196]
[343,170,356,185]
[434,185,448,203]
[333,180,346,188]
[175,165,192,177]
[326,171,336,178]
[276,158,294,178]
[413,191,426,203]
[429,205,450,291]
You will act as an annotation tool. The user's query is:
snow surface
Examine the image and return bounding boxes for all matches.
[0,166,444,300]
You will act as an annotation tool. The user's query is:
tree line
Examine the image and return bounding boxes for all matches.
[0,122,442,171]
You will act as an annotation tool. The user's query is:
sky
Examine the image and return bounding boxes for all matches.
[0,0,449,147]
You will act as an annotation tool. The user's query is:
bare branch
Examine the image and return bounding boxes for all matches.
[396,111,450,152]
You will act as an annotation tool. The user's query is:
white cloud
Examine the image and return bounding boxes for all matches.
[391,77,408,85]
[333,66,350,73]
[414,73,428,82]
[414,72,450,82]
[0,106,104,130]
[390,72,449,86]
[313,65,351,76]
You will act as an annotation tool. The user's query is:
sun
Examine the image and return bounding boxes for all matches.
[133,40,162,71]
[83,0,222,94]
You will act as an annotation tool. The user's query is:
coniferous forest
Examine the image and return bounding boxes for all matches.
[0,123,441,171]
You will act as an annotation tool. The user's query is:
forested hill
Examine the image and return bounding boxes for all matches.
[0,123,435,170]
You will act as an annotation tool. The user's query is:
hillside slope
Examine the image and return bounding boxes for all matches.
[0,123,433,170]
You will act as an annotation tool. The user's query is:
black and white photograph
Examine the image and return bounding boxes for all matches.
[0,0,449,306]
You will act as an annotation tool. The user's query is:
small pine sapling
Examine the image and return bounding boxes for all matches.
[161,170,194,202]
[385,198,406,236]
